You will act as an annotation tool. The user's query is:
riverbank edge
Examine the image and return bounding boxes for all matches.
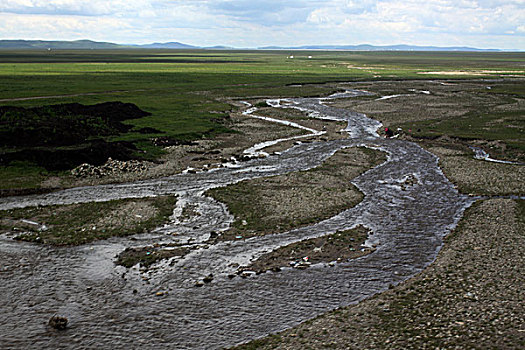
[233,197,524,349]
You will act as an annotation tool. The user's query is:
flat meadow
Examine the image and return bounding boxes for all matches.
[0,49,524,191]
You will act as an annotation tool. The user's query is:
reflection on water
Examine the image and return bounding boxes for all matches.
[0,90,474,349]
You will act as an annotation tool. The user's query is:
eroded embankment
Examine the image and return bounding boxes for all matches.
[0,90,473,350]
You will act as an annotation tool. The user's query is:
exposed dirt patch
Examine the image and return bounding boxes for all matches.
[116,245,189,268]
[0,102,151,171]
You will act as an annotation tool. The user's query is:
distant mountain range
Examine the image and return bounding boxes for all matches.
[136,42,197,49]
[0,39,125,49]
[0,39,504,52]
[258,44,502,52]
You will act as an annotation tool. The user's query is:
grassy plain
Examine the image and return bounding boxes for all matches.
[1,50,524,191]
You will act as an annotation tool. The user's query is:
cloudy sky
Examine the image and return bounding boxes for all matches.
[0,0,524,49]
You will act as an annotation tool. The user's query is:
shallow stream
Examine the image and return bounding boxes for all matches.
[0,91,474,349]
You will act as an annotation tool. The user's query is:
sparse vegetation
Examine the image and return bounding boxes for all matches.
[241,225,372,274]
[331,80,525,162]
[116,245,189,268]
[207,147,386,240]
[235,199,525,349]
[0,196,176,245]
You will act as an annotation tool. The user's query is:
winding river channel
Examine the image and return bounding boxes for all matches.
[0,91,475,349]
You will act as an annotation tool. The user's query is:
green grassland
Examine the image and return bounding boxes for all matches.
[1,50,524,191]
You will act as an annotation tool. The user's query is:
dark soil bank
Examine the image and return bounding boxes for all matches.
[0,101,151,170]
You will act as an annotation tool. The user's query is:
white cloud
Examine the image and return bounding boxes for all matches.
[0,12,131,41]
[0,0,523,49]
[0,0,151,16]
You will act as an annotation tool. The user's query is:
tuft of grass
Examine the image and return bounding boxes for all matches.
[517,199,525,227]
[116,245,188,268]
[0,161,61,191]
[233,335,281,350]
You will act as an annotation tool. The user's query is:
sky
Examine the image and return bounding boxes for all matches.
[0,0,524,50]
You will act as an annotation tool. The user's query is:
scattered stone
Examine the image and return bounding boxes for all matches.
[293,261,311,269]
[71,157,150,178]
[238,270,256,278]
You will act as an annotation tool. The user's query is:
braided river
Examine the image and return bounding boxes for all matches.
[0,91,474,349]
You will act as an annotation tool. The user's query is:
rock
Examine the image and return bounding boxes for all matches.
[203,274,214,283]
[48,315,68,330]
[70,158,149,178]
[238,270,256,278]
[293,261,311,269]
